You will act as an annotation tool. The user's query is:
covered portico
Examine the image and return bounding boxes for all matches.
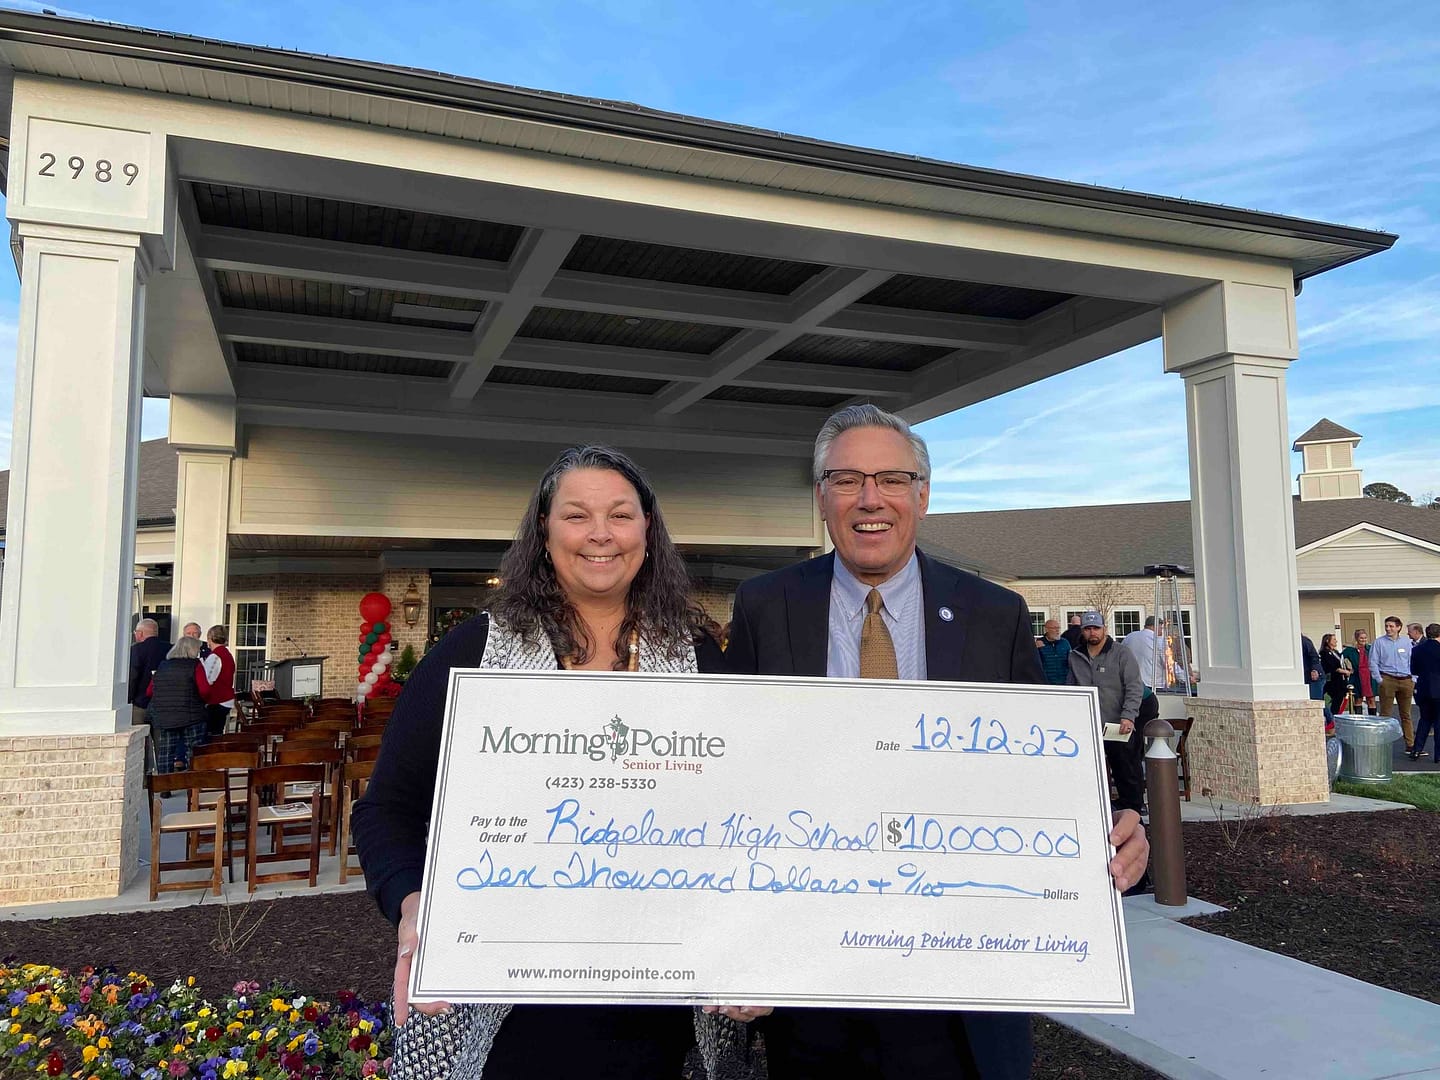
[0,13,1393,903]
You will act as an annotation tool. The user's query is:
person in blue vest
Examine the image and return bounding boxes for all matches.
[1036,617,1071,685]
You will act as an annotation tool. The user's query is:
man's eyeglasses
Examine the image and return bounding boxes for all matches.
[820,469,923,495]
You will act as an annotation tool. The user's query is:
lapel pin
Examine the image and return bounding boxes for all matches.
[938,607,954,622]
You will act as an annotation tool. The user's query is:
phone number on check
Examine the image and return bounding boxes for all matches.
[546,777,659,791]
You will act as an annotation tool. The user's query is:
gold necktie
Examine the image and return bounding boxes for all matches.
[859,588,899,679]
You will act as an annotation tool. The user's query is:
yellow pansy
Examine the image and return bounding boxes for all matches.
[270,999,288,1013]
[96,1037,111,1050]
[222,1062,249,1078]
[81,1045,99,1063]
[247,1031,261,1042]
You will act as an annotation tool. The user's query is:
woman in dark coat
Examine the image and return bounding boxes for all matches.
[353,446,749,1080]
[145,635,212,772]
[1320,633,1351,713]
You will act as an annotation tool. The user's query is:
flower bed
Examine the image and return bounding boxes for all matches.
[2,965,391,1079]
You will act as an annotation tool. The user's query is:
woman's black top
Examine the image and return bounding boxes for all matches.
[352,614,725,925]
[147,657,207,731]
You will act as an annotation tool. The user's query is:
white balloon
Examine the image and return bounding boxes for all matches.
[376,650,393,666]
[371,660,386,675]
[356,682,371,697]
[364,672,379,685]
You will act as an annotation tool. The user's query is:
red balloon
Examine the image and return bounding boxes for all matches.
[358,632,368,643]
[377,632,392,645]
[359,593,392,624]
[361,622,374,635]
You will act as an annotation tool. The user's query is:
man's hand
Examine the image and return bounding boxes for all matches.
[1118,718,1135,735]
[1107,809,1148,892]
[394,891,450,1026]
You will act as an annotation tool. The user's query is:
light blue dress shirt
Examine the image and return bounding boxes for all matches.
[1370,634,1413,681]
[827,552,928,680]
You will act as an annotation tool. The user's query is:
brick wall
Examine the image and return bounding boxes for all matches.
[1187,698,1329,804]
[0,730,146,905]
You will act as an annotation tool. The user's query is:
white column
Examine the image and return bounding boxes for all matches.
[0,224,150,734]
[1164,280,1304,701]
[169,395,237,636]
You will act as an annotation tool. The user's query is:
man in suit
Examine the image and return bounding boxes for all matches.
[724,404,1149,1080]
[127,617,172,725]
[1408,623,1440,763]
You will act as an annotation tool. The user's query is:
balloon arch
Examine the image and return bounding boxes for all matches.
[355,592,397,700]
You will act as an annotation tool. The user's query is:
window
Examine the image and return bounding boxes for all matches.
[1028,609,1048,638]
[224,597,271,693]
[1111,607,1143,639]
[148,604,171,615]
[1178,608,1196,669]
[1064,609,1087,626]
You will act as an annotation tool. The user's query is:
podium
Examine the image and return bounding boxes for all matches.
[266,656,328,700]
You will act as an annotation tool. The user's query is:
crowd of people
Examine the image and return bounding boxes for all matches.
[127,618,237,773]
[1303,619,1440,762]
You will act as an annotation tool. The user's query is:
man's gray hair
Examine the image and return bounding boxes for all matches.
[136,618,159,636]
[812,404,931,483]
[166,636,202,661]
[1407,622,1424,634]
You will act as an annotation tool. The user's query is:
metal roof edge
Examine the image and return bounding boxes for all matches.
[0,12,1397,275]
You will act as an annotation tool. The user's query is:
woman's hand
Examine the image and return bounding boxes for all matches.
[701,1004,773,1023]
[394,891,451,1025]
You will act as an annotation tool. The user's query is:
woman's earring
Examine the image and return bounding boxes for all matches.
[544,549,553,564]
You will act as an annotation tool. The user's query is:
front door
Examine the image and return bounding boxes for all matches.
[1339,611,1375,646]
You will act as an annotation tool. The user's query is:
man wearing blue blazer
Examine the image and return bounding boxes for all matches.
[1409,623,1440,762]
[724,404,1149,1080]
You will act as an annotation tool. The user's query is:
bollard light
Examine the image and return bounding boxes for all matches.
[1144,718,1188,906]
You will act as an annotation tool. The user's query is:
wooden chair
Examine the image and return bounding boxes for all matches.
[190,748,262,878]
[1173,716,1195,801]
[346,732,384,757]
[244,763,325,892]
[273,744,344,855]
[337,757,376,884]
[147,769,227,901]
[364,698,396,721]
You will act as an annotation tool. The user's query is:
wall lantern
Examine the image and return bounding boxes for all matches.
[402,577,423,628]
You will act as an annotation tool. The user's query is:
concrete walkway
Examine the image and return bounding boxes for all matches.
[1053,894,1440,1079]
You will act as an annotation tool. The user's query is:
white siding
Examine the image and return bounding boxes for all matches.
[134,528,175,565]
[1301,592,1440,644]
[1297,529,1440,589]
[231,426,820,546]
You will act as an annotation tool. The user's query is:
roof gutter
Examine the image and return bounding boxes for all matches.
[0,13,1397,278]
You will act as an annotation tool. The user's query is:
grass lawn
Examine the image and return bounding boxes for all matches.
[1335,771,1440,811]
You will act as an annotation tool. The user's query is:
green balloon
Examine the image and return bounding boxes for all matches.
[365,632,378,645]
[373,622,388,634]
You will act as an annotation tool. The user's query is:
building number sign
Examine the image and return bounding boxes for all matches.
[21,118,152,221]
[35,153,141,186]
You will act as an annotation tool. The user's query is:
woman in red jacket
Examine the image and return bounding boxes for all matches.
[201,624,237,736]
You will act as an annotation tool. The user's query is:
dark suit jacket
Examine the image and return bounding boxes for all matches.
[725,549,1042,1080]
[726,549,1044,686]
[1412,638,1440,702]
[128,636,171,706]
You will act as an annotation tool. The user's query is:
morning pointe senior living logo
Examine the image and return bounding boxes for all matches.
[476,714,726,763]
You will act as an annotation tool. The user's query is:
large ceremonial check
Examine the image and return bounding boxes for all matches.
[410,671,1134,1013]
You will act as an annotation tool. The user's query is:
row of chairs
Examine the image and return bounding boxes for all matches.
[147,695,394,900]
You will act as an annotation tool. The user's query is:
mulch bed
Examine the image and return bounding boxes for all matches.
[1,809,1432,1078]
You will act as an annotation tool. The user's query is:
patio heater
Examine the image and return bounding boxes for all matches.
[1144,564,1193,696]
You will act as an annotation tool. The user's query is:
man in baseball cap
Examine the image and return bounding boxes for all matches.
[1068,609,1145,816]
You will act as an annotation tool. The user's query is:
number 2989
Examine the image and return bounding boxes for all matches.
[36,153,140,186]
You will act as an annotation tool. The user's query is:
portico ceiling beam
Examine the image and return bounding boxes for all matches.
[900,298,1160,422]
[221,310,475,361]
[198,226,513,298]
[450,227,581,400]
[652,267,894,416]
[216,314,910,396]
[233,364,823,456]
[194,228,1026,350]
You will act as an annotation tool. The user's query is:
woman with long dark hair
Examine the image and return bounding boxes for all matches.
[353,446,741,1079]
[1320,632,1351,713]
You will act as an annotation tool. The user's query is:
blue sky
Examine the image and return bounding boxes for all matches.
[0,0,1435,510]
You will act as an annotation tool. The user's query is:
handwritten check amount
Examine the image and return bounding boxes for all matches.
[411,671,1133,1014]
